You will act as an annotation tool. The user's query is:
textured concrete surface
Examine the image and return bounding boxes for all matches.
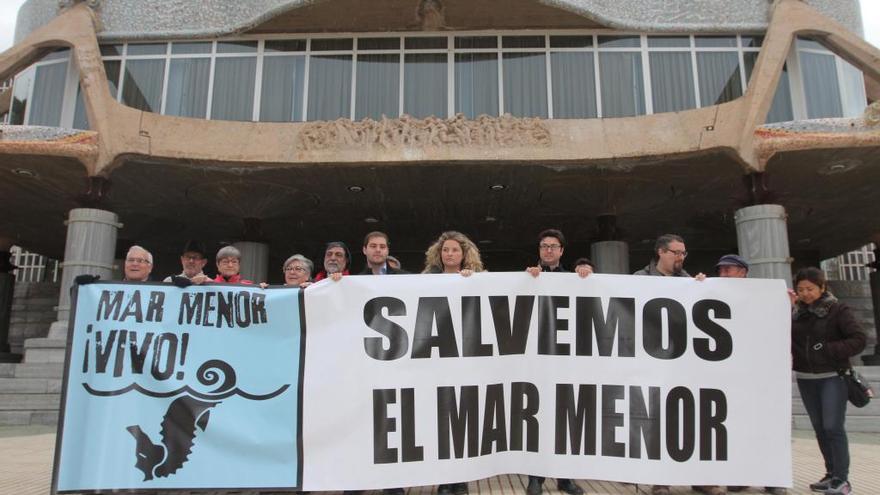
[0,426,878,495]
[13,0,864,44]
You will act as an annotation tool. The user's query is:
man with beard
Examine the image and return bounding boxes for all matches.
[314,241,352,281]
[634,234,721,495]
[164,240,210,285]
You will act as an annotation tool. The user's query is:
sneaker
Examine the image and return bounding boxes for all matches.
[453,482,469,495]
[823,479,852,495]
[437,484,455,495]
[765,488,788,495]
[526,478,543,495]
[651,486,671,495]
[556,479,584,495]
[810,475,834,492]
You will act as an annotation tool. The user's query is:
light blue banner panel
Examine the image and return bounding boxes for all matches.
[53,282,303,493]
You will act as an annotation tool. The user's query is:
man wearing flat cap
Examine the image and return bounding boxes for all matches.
[715,254,749,278]
[164,240,210,285]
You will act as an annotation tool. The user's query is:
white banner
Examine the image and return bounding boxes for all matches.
[302,272,792,489]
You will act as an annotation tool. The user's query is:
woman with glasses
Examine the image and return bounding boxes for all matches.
[213,245,253,284]
[282,254,314,288]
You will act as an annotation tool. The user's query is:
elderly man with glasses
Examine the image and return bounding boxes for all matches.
[213,245,253,284]
[123,245,154,282]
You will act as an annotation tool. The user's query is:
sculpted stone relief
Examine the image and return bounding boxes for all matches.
[296,113,552,151]
[865,101,880,127]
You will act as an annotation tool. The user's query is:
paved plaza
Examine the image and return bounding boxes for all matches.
[1,426,877,495]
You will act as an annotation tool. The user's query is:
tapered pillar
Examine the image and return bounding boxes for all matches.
[734,204,792,287]
[591,241,629,274]
[234,241,269,284]
[589,214,629,274]
[47,208,121,340]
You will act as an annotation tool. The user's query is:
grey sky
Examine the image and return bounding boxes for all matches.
[1,1,878,53]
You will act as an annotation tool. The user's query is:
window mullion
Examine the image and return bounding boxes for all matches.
[640,34,652,115]
[253,40,265,121]
[159,44,171,115]
[497,35,503,115]
[690,35,701,108]
[545,33,553,119]
[302,39,311,122]
[205,42,217,119]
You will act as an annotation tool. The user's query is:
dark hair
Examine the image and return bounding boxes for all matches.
[653,233,685,260]
[363,231,389,247]
[324,241,351,262]
[537,229,566,248]
[794,267,827,291]
[574,257,594,269]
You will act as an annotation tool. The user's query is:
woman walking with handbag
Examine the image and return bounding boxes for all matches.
[791,267,866,495]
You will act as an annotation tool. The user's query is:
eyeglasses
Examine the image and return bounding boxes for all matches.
[218,258,240,265]
[125,258,151,265]
[663,249,688,258]
[284,265,308,273]
[182,254,204,261]
[539,244,561,251]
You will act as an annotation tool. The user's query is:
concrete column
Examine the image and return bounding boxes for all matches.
[734,204,792,288]
[234,241,269,283]
[591,241,629,274]
[47,208,121,340]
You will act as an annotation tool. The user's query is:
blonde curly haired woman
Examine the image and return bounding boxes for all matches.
[422,231,484,277]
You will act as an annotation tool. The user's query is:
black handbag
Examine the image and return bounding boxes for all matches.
[839,368,875,408]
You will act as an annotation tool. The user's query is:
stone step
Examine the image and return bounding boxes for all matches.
[0,362,14,378]
[793,414,880,433]
[23,337,68,349]
[0,377,62,394]
[792,399,880,416]
[0,410,59,426]
[0,393,60,411]
[23,347,67,364]
[13,362,64,379]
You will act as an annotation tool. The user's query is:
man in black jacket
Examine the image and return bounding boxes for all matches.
[359,231,407,275]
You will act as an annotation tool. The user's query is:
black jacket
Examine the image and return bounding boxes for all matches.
[358,264,408,275]
[791,294,866,374]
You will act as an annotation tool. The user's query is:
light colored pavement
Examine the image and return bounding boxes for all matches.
[1,427,877,495]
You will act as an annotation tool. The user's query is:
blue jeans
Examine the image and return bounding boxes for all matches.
[797,375,850,480]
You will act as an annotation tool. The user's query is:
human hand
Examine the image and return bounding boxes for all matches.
[460,269,473,277]
[526,266,541,278]
[330,272,343,282]
[575,265,593,278]
[694,273,707,281]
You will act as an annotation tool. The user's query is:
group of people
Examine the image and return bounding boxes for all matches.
[111,229,865,495]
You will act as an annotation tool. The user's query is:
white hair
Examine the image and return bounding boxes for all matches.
[127,245,153,264]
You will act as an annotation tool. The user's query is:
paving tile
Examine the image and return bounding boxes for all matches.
[0,429,876,495]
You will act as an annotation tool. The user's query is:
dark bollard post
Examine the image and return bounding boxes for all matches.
[0,250,22,363]
[862,246,880,365]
